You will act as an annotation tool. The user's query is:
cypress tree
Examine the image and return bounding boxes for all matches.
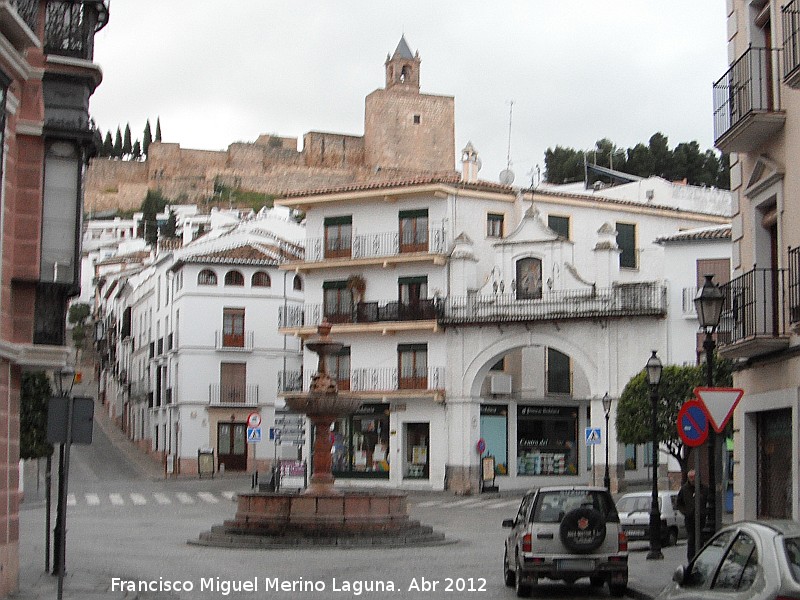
[102,132,113,156]
[142,120,152,156]
[122,123,132,156]
[113,127,123,158]
[132,140,142,160]
[155,117,162,142]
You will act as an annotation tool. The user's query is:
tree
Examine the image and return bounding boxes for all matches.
[615,355,733,480]
[68,302,91,349]
[155,117,162,142]
[543,146,584,184]
[139,189,167,244]
[162,209,177,238]
[142,120,152,156]
[20,372,53,460]
[102,132,113,157]
[131,140,142,161]
[113,127,123,158]
[122,123,132,157]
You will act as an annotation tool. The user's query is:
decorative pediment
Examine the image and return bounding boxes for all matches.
[495,205,561,246]
[450,232,478,261]
[745,155,784,199]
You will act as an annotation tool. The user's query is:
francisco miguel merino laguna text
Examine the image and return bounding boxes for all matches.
[111,576,403,596]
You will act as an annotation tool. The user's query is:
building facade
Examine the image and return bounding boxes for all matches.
[0,0,108,594]
[714,0,800,521]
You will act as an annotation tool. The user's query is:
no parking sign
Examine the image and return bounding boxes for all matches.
[677,400,709,447]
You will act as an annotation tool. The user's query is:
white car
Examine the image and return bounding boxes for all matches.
[615,490,685,547]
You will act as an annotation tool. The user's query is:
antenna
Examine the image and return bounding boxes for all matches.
[499,100,516,185]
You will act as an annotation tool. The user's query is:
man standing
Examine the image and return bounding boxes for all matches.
[676,469,708,562]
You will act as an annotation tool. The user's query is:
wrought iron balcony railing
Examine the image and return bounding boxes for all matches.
[10,0,38,32]
[280,298,442,328]
[713,47,783,151]
[718,268,788,352]
[682,286,698,317]
[440,282,666,326]
[301,223,447,263]
[209,384,259,406]
[44,0,109,60]
[214,330,254,351]
[789,247,800,325]
[278,368,445,394]
[784,0,800,87]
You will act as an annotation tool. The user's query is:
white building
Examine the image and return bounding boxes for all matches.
[275,149,733,493]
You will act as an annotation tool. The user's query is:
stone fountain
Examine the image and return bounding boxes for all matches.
[192,322,448,548]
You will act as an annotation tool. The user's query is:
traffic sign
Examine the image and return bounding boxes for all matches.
[677,400,709,447]
[246,427,262,443]
[247,412,261,428]
[694,387,744,433]
[585,427,602,446]
[476,438,486,454]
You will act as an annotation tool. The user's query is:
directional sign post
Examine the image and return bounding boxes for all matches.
[694,387,744,432]
[677,400,709,447]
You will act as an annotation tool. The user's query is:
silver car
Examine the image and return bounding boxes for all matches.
[503,486,628,597]
[616,490,685,547]
[655,520,800,600]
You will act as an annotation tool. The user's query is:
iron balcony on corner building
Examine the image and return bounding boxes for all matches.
[713,46,785,154]
[783,0,800,88]
[277,368,445,400]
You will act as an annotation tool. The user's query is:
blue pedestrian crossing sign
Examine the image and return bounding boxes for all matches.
[585,427,602,446]
[246,426,262,443]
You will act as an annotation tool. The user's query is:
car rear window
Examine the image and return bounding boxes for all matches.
[784,537,800,583]
[532,490,619,523]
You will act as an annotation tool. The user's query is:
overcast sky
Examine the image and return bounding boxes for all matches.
[90,1,729,186]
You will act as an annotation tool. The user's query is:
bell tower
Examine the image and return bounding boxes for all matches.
[385,35,420,92]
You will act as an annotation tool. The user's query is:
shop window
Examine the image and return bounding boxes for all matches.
[323,280,352,324]
[399,209,428,253]
[405,422,430,479]
[516,257,543,299]
[224,270,244,286]
[616,222,637,269]
[516,405,578,476]
[198,269,217,286]
[624,444,637,470]
[487,213,504,238]
[548,215,570,240]
[324,216,352,258]
[331,404,390,478]
[480,405,508,475]
[252,271,271,287]
[398,343,427,389]
[546,348,571,395]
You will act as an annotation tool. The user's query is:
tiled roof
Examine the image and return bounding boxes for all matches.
[655,225,732,243]
[95,250,151,267]
[181,244,279,265]
[278,174,513,199]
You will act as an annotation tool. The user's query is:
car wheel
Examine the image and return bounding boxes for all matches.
[589,576,605,587]
[559,507,607,553]
[515,556,531,598]
[503,548,515,587]
[609,583,627,597]
[666,527,678,547]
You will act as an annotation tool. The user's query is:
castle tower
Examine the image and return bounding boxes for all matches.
[385,35,421,92]
[364,36,455,175]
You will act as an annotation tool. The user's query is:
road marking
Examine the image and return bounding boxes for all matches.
[447,499,483,507]
[66,494,76,506]
[198,492,218,504]
[153,493,171,505]
[86,494,100,506]
[221,491,236,501]
[416,500,445,507]
[109,494,124,506]
[130,493,147,505]
[176,492,194,504]
[485,500,521,509]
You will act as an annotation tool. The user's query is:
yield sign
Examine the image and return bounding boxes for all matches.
[694,387,744,433]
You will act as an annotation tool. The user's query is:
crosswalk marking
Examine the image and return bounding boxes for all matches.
[67,494,76,506]
[153,493,171,505]
[446,499,483,508]
[221,491,236,501]
[109,494,124,506]
[130,493,147,505]
[485,500,520,509]
[198,492,218,504]
[176,492,194,504]
[86,494,100,506]
[417,500,445,507]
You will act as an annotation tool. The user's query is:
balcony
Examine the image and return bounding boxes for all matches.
[44,0,108,60]
[214,330,254,351]
[278,368,445,399]
[682,286,698,318]
[784,1,800,88]
[287,223,447,270]
[717,268,790,359]
[713,47,785,154]
[789,246,800,327]
[209,384,259,406]
[280,298,441,330]
[2,1,38,50]
[439,282,666,326]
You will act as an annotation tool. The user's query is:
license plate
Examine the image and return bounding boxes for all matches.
[557,559,595,571]
[626,529,645,537]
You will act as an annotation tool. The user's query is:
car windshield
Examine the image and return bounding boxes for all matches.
[616,496,662,513]
[784,537,800,583]
[532,490,618,523]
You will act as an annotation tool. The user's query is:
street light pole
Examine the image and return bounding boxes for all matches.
[645,351,663,560]
[694,274,725,540]
[602,393,612,491]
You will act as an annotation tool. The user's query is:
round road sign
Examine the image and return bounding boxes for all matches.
[247,412,261,428]
[677,400,709,447]
[476,438,486,455]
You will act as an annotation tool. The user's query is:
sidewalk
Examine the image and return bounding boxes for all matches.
[625,541,686,599]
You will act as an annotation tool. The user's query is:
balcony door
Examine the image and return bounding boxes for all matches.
[323,280,353,324]
[220,362,246,404]
[324,216,352,259]
[217,422,247,471]
[222,308,245,348]
[399,276,428,319]
[398,343,427,390]
[399,209,428,253]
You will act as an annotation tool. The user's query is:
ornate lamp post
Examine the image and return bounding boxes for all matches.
[694,274,725,538]
[602,393,612,491]
[645,351,663,560]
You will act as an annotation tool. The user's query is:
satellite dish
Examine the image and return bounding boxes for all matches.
[499,169,515,185]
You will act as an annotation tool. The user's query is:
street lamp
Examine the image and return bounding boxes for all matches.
[51,366,75,578]
[602,393,612,491]
[694,274,725,539]
[645,350,663,560]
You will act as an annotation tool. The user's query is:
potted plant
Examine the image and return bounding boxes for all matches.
[346,274,366,305]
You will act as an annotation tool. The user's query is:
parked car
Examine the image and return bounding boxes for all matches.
[503,486,628,597]
[655,520,800,600]
[616,490,685,547]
